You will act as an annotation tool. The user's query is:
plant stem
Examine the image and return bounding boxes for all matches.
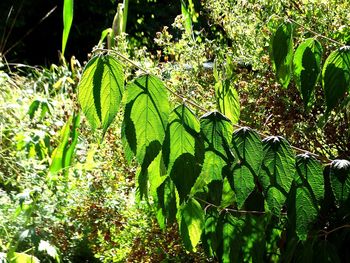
[91,48,333,163]
[319,224,350,238]
[195,197,287,216]
[286,17,343,46]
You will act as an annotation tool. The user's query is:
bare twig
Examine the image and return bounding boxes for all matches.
[319,224,350,239]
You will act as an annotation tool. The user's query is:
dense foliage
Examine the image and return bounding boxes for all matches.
[1,0,350,262]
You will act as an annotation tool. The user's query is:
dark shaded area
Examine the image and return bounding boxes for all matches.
[0,0,180,65]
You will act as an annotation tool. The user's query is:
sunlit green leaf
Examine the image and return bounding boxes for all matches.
[9,252,40,263]
[260,136,295,215]
[50,113,80,175]
[78,55,124,134]
[215,79,240,124]
[270,22,294,88]
[293,38,323,109]
[230,127,263,208]
[148,151,167,199]
[191,111,233,193]
[122,74,169,167]
[62,0,73,56]
[322,46,350,113]
[163,104,203,201]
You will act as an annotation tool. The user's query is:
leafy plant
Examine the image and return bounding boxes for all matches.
[270,21,350,117]
[76,50,350,261]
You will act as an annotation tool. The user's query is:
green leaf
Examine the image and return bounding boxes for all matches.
[215,79,240,124]
[220,177,236,208]
[98,28,112,46]
[28,99,51,120]
[181,0,193,36]
[216,213,244,263]
[230,127,263,208]
[266,186,287,215]
[157,177,178,224]
[49,113,80,174]
[191,111,233,194]
[293,38,323,109]
[322,46,350,113]
[329,159,350,204]
[135,142,164,200]
[295,186,317,240]
[260,136,295,215]
[287,155,324,241]
[178,198,204,251]
[63,113,80,169]
[122,74,169,167]
[163,104,203,202]
[270,22,294,88]
[148,151,167,199]
[78,55,124,134]
[202,208,219,257]
[62,0,73,57]
[296,154,324,202]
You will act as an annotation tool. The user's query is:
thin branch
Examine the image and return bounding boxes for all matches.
[90,48,333,163]
[92,48,208,112]
[286,17,343,46]
[195,196,287,216]
[319,224,350,238]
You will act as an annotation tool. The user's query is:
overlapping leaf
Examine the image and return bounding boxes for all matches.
[322,46,350,113]
[329,159,350,204]
[178,198,204,251]
[162,104,203,201]
[202,208,219,257]
[157,177,178,226]
[220,177,236,208]
[295,186,317,240]
[216,213,244,263]
[78,55,124,134]
[122,74,169,167]
[120,75,169,199]
[286,155,323,241]
[296,154,324,202]
[259,136,295,215]
[215,79,240,124]
[191,111,233,194]
[270,22,294,88]
[230,127,263,208]
[293,38,323,109]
